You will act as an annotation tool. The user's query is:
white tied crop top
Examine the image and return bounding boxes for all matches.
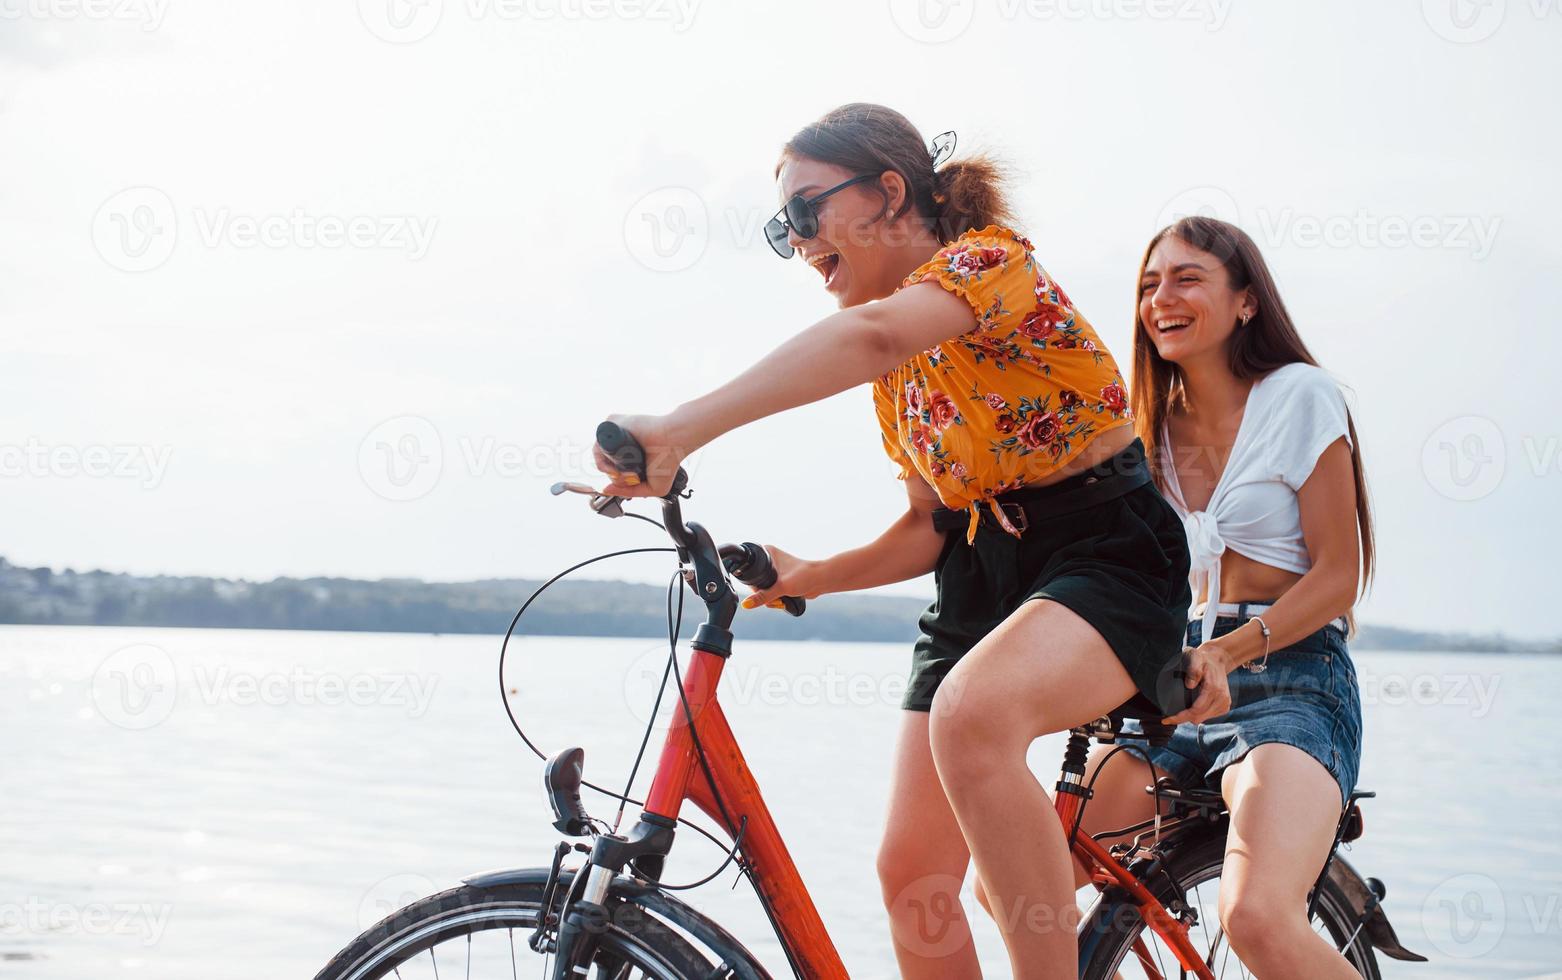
[1158,363,1354,643]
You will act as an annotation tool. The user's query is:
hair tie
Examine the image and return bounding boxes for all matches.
[929,130,957,171]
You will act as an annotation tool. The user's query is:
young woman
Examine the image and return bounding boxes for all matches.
[591,103,1190,979]
[1076,215,1373,978]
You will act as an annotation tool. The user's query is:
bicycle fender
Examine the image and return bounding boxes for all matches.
[1325,855,1428,962]
[464,866,773,979]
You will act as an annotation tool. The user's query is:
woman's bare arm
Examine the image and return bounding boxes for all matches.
[740,474,949,607]
[594,282,974,497]
[1164,436,1362,723]
[1218,437,1362,666]
[816,474,948,593]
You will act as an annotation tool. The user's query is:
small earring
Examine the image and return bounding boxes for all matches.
[1239,313,1251,326]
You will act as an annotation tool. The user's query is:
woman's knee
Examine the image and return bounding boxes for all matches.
[1218,885,1304,958]
[925,665,1030,779]
[877,827,964,901]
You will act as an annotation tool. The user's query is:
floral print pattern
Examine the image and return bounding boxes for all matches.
[873,225,1134,544]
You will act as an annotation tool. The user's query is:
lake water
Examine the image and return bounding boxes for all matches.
[3,624,1559,978]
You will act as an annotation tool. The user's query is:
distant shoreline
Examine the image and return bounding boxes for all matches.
[6,619,1561,659]
[3,556,1557,654]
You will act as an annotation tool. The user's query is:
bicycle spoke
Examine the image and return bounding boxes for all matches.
[318,885,707,980]
[1102,853,1376,980]
[1215,933,1234,978]
[1151,919,1169,978]
[1192,880,1212,958]
[1129,936,1158,977]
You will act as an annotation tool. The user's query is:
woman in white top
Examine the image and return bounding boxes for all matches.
[1081,216,1374,978]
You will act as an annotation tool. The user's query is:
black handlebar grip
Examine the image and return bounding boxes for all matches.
[595,420,690,498]
[732,542,806,617]
[594,421,647,484]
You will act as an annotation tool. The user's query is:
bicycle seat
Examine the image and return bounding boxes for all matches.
[1109,692,1167,723]
[1081,693,1177,746]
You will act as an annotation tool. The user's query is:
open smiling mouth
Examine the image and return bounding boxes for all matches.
[807,251,841,287]
[1156,316,1192,335]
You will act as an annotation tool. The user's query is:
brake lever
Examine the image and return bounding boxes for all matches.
[549,481,626,518]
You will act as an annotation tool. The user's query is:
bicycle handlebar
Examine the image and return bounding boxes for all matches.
[594,420,689,497]
[719,542,806,618]
[593,421,805,617]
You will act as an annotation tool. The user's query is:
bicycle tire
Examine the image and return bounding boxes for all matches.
[314,880,715,980]
[1078,834,1381,979]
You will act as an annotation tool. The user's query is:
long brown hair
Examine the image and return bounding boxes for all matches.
[1131,216,1376,600]
[778,103,1012,244]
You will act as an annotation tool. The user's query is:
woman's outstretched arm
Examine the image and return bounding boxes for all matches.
[594,281,973,496]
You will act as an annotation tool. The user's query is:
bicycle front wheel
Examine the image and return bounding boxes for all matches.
[1078,835,1381,980]
[314,880,714,980]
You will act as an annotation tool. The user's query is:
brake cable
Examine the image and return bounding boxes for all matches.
[497,514,752,889]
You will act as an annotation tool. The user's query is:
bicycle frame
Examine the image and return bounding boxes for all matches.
[546,467,1214,979]
[642,637,849,979]
[620,639,1216,980]
[1057,763,1215,980]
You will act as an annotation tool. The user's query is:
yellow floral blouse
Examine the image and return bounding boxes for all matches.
[874,225,1133,544]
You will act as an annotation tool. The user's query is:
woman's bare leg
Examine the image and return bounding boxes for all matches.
[974,746,1170,914]
[879,709,983,979]
[1217,743,1358,979]
[928,598,1138,980]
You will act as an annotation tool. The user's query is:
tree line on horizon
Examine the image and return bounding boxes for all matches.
[0,556,1554,653]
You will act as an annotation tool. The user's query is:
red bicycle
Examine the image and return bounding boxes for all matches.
[314,422,1425,979]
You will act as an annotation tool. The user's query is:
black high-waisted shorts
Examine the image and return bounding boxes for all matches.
[904,437,1193,713]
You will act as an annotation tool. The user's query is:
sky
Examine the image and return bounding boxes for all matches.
[2,0,1558,638]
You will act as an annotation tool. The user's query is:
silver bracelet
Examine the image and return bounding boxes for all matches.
[1242,616,1272,673]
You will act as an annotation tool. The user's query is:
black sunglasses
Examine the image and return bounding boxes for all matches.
[764,173,881,259]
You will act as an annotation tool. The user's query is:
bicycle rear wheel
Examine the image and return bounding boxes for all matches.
[1078,835,1380,979]
[313,880,714,980]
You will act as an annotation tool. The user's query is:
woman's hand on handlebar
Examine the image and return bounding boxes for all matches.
[739,545,825,611]
[591,413,688,498]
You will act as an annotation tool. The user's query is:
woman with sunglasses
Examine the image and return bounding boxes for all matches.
[1070,216,1373,978]
[593,103,1190,979]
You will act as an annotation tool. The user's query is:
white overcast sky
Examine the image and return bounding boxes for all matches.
[2,0,1558,638]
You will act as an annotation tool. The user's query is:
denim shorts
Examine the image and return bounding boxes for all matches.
[1123,616,1364,806]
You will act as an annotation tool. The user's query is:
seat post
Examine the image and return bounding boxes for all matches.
[1060,729,1090,780]
[1055,730,1094,833]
